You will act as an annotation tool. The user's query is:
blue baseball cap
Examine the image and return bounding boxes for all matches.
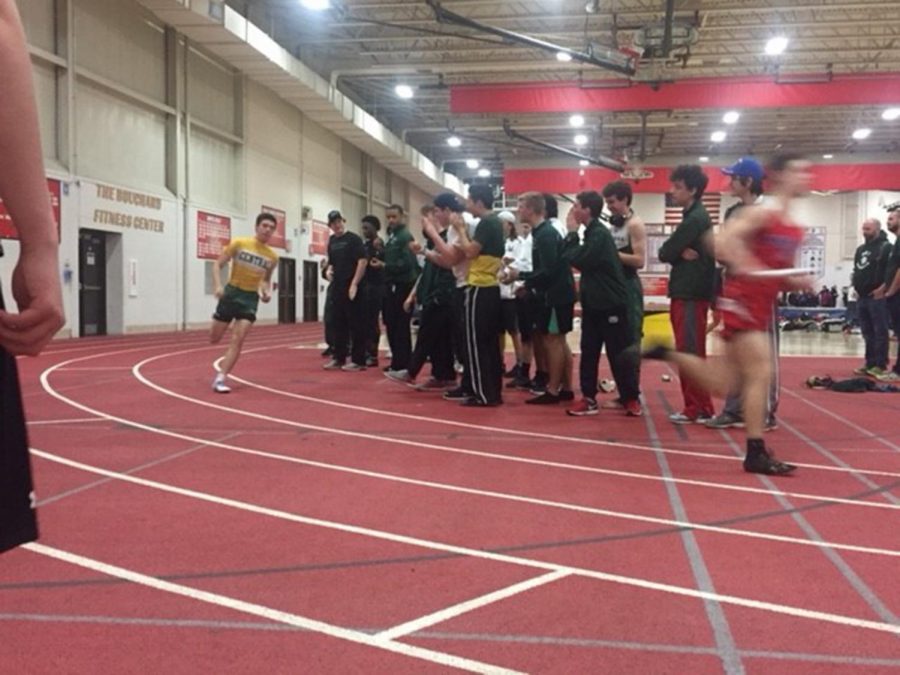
[722,157,765,182]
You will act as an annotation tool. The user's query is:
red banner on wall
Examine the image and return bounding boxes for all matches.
[261,205,286,249]
[309,220,329,256]
[0,178,61,240]
[197,211,231,260]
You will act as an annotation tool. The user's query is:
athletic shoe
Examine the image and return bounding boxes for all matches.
[642,344,672,361]
[507,375,531,389]
[696,413,713,424]
[566,398,599,416]
[624,400,643,417]
[705,412,745,429]
[525,392,560,405]
[443,387,472,400]
[866,366,887,377]
[322,359,344,370]
[212,377,231,394]
[877,371,900,382]
[341,363,366,372]
[529,384,548,396]
[853,365,869,375]
[765,416,778,432]
[743,450,796,476]
[415,378,455,391]
[384,369,413,383]
[601,399,624,409]
[460,398,502,407]
[668,412,695,424]
[504,364,520,378]
[558,389,575,402]
[321,347,333,357]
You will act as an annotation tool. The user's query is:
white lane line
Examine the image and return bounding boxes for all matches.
[28,449,900,637]
[376,571,571,642]
[23,543,520,675]
[36,354,900,556]
[28,418,107,426]
[128,356,900,511]
[37,339,900,480]
[225,351,900,480]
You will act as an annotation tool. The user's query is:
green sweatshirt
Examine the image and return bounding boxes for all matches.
[384,224,419,285]
[561,218,629,311]
[418,231,456,307]
[521,220,575,307]
[658,200,715,301]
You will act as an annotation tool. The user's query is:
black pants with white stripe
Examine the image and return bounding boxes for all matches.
[464,285,503,404]
[408,301,455,381]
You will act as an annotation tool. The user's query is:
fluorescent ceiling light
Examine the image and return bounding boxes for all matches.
[466,159,480,169]
[883,108,900,121]
[574,134,588,146]
[722,111,740,125]
[478,168,491,177]
[710,130,727,143]
[556,52,573,62]
[569,114,585,128]
[822,154,834,159]
[301,0,330,9]
[446,136,462,148]
[394,84,414,99]
[579,160,590,166]
[765,36,789,55]
[699,156,709,162]
[852,128,872,140]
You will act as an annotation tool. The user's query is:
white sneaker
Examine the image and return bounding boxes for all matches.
[212,376,231,393]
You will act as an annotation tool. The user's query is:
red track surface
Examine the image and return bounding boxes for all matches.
[3,324,899,673]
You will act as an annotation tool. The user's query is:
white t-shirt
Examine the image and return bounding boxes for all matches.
[499,237,522,299]
[448,217,478,288]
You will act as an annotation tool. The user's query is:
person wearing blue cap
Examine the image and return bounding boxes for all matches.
[706,157,780,431]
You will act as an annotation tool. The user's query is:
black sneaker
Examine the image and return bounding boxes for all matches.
[557,389,575,402]
[705,412,745,429]
[443,387,472,401]
[503,364,520,378]
[743,450,796,475]
[321,347,334,357]
[507,375,531,389]
[526,392,561,405]
[460,398,502,407]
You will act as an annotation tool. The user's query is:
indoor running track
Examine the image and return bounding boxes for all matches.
[3,324,900,674]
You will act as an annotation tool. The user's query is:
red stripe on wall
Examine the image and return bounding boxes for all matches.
[503,164,900,195]
[451,73,900,115]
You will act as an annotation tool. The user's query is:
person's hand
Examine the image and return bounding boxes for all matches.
[214,286,224,299]
[681,248,699,261]
[872,285,886,300]
[349,283,358,301]
[706,310,722,335]
[325,267,334,282]
[403,295,414,313]
[514,286,527,298]
[0,243,64,356]
[259,289,272,303]
[369,258,384,268]
[505,268,519,281]
[449,213,466,232]
[410,241,423,255]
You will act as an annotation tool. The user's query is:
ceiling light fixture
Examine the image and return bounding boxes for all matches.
[765,36,789,55]
[822,154,834,159]
[446,136,462,148]
[699,156,709,162]
[710,130,727,143]
[300,0,330,10]
[466,159,480,169]
[394,84,414,99]
[579,160,590,166]
[722,111,740,125]
[569,114,585,128]
[852,128,872,140]
[478,168,491,178]
[883,107,900,121]
[574,134,588,146]
[556,51,573,62]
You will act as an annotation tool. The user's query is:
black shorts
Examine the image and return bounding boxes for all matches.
[536,303,575,335]
[500,299,518,334]
[515,293,536,342]
[213,284,259,323]
[1,288,38,553]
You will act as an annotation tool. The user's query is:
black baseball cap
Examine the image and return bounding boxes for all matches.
[327,209,344,224]
[433,192,463,213]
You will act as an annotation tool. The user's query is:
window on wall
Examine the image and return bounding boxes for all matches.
[340,191,366,233]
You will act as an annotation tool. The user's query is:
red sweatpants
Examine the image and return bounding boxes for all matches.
[669,299,715,419]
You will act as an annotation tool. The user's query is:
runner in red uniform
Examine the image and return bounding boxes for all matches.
[646,154,813,475]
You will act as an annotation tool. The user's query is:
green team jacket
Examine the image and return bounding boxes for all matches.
[658,200,715,301]
[561,218,629,311]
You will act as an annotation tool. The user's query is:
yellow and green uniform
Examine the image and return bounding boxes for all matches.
[466,212,505,287]
[214,237,278,323]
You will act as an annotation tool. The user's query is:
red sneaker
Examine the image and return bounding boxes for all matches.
[624,399,643,417]
[566,398,599,416]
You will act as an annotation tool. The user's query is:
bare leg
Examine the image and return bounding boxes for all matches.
[665,350,736,400]
[533,332,547,375]
[210,319,230,344]
[731,332,772,439]
[545,333,566,393]
[219,319,253,376]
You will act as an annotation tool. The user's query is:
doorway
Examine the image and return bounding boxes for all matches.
[79,229,107,336]
[302,260,319,322]
[278,257,296,324]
